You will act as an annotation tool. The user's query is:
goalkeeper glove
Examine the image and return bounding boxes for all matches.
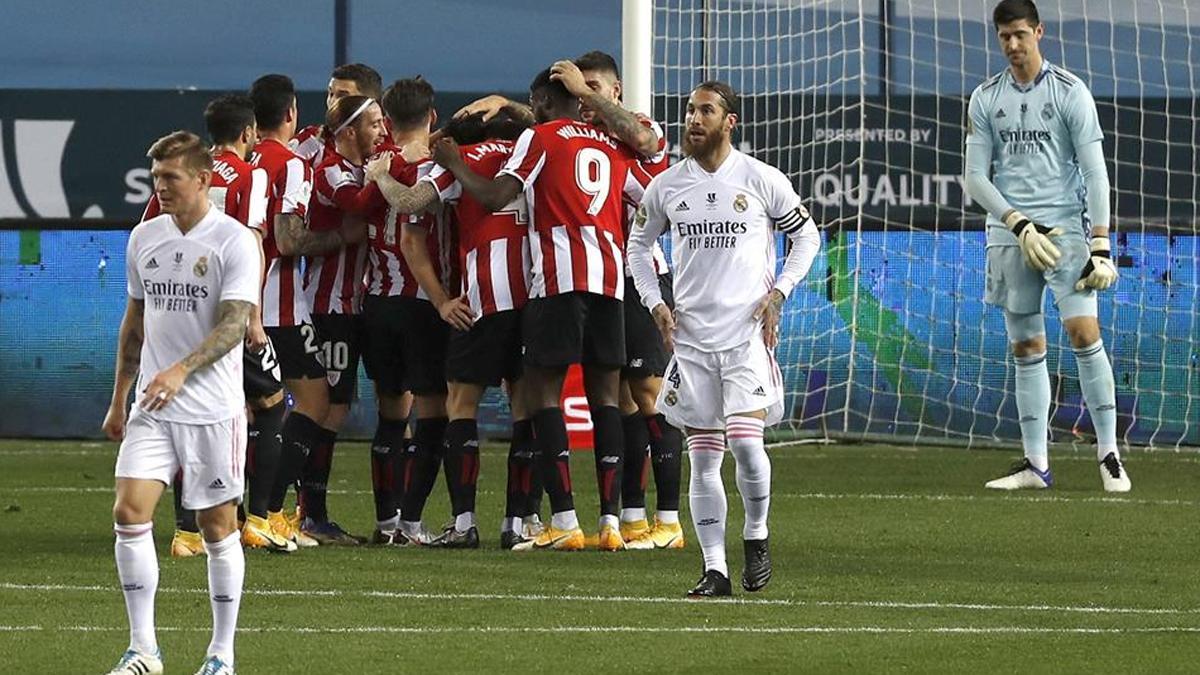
[1005,210,1063,271]
[1075,235,1118,291]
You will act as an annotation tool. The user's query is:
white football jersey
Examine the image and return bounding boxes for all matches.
[630,150,802,352]
[125,206,260,423]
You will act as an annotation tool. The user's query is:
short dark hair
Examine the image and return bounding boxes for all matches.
[147,130,213,176]
[380,77,435,131]
[993,0,1040,29]
[443,108,531,145]
[529,68,572,104]
[693,80,739,117]
[204,94,256,145]
[575,50,620,79]
[331,63,383,100]
[249,74,295,130]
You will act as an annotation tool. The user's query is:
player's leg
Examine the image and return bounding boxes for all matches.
[169,469,203,558]
[623,376,685,550]
[618,383,650,540]
[240,336,293,553]
[441,381,484,547]
[581,293,627,551]
[361,295,412,543]
[983,245,1054,489]
[503,377,536,549]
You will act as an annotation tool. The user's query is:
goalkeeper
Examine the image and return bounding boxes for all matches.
[964,0,1129,492]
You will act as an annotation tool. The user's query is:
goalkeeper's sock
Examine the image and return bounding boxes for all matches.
[1074,340,1120,459]
[1014,351,1051,472]
[727,416,771,541]
[687,433,728,577]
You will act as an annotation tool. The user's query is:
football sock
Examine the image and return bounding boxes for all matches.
[727,416,771,541]
[591,406,624,518]
[246,401,285,519]
[1014,351,1051,472]
[399,416,448,523]
[203,531,243,666]
[505,419,535,519]
[532,407,574,515]
[299,426,337,523]
[269,412,323,512]
[620,412,649,514]
[114,522,158,656]
[1075,340,1120,459]
[648,413,683,513]
[687,434,728,577]
[172,471,198,533]
[443,418,481,519]
[369,417,406,524]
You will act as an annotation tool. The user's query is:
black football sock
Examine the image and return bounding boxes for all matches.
[506,419,535,519]
[299,427,337,523]
[590,405,624,518]
[648,413,683,512]
[400,416,448,523]
[621,412,649,511]
[370,417,407,524]
[246,401,285,519]
[443,418,480,518]
[172,470,198,533]
[532,407,573,515]
[269,411,323,513]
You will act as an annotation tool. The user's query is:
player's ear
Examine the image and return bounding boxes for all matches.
[725,112,738,132]
[428,108,438,131]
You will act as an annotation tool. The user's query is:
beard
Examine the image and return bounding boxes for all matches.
[681,128,724,158]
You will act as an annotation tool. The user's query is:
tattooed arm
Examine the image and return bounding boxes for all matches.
[550,60,659,158]
[139,300,254,413]
[274,213,349,257]
[102,297,145,439]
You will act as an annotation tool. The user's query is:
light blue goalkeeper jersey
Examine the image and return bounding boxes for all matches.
[965,61,1104,246]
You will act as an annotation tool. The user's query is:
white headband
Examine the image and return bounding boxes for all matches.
[333,99,374,135]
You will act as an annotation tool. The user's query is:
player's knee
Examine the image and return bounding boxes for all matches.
[1004,311,1047,356]
[1063,316,1101,348]
[446,383,483,419]
[196,502,239,542]
[629,377,661,416]
[112,497,154,526]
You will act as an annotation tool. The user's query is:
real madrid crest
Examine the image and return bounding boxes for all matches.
[193,255,208,277]
[733,193,748,213]
[664,390,678,406]
[1041,102,1053,120]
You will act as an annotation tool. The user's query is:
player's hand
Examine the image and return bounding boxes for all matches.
[432,138,462,168]
[437,294,476,331]
[102,402,127,441]
[1005,210,1063,271]
[141,363,188,412]
[339,216,368,245]
[454,94,511,122]
[400,139,430,164]
[550,60,591,98]
[752,289,785,350]
[246,315,268,353]
[365,151,393,182]
[1075,235,1118,291]
[651,303,675,352]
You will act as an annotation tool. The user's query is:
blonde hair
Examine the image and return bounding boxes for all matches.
[146,130,213,175]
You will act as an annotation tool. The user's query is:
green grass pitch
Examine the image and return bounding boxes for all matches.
[1,439,1198,673]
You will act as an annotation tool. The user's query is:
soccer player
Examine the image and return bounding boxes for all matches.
[102,131,259,675]
[291,63,384,168]
[358,78,455,545]
[297,94,387,544]
[555,50,685,549]
[964,0,1130,492]
[436,68,646,551]
[370,107,536,548]
[628,81,821,597]
[249,74,364,548]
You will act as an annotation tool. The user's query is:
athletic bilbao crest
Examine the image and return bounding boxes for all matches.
[193,255,208,277]
[327,370,341,387]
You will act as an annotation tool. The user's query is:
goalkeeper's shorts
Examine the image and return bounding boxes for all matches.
[657,336,783,431]
[983,237,1097,319]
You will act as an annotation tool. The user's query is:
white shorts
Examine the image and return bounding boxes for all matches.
[115,408,247,511]
[657,338,784,431]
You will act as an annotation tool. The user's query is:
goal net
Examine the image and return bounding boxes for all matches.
[649,0,1199,449]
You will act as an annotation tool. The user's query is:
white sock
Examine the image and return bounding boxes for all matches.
[376,514,399,533]
[455,511,476,532]
[656,510,680,525]
[726,416,771,540]
[1074,340,1119,460]
[620,507,647,523]
[114,522,158,655]
[400,520,423,537]
[550,509,578,531]
[598,514,620,530]
[687,433,728,577]
[501,516,522,534]
[204,531,244,665]
[1014,351,1051,471]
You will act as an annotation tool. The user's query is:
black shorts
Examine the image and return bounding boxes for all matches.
[361,294,448,396]
[243,337,283,401]
[311,313,362,405]
[623,273,674,378]
[522,291,625,369]
[446,309,523,386]
[264,323,325,381]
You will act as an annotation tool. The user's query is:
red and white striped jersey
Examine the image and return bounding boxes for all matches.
[141,149,268,233]
[290,124,335,169]
[626,115,670,276]
[498,119,645,300]
[423,140,531,317]
[250,138,313,327]
[362,142,457,301]
[304,150,371,315]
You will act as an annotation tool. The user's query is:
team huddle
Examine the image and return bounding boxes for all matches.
[99,1,1132,672]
